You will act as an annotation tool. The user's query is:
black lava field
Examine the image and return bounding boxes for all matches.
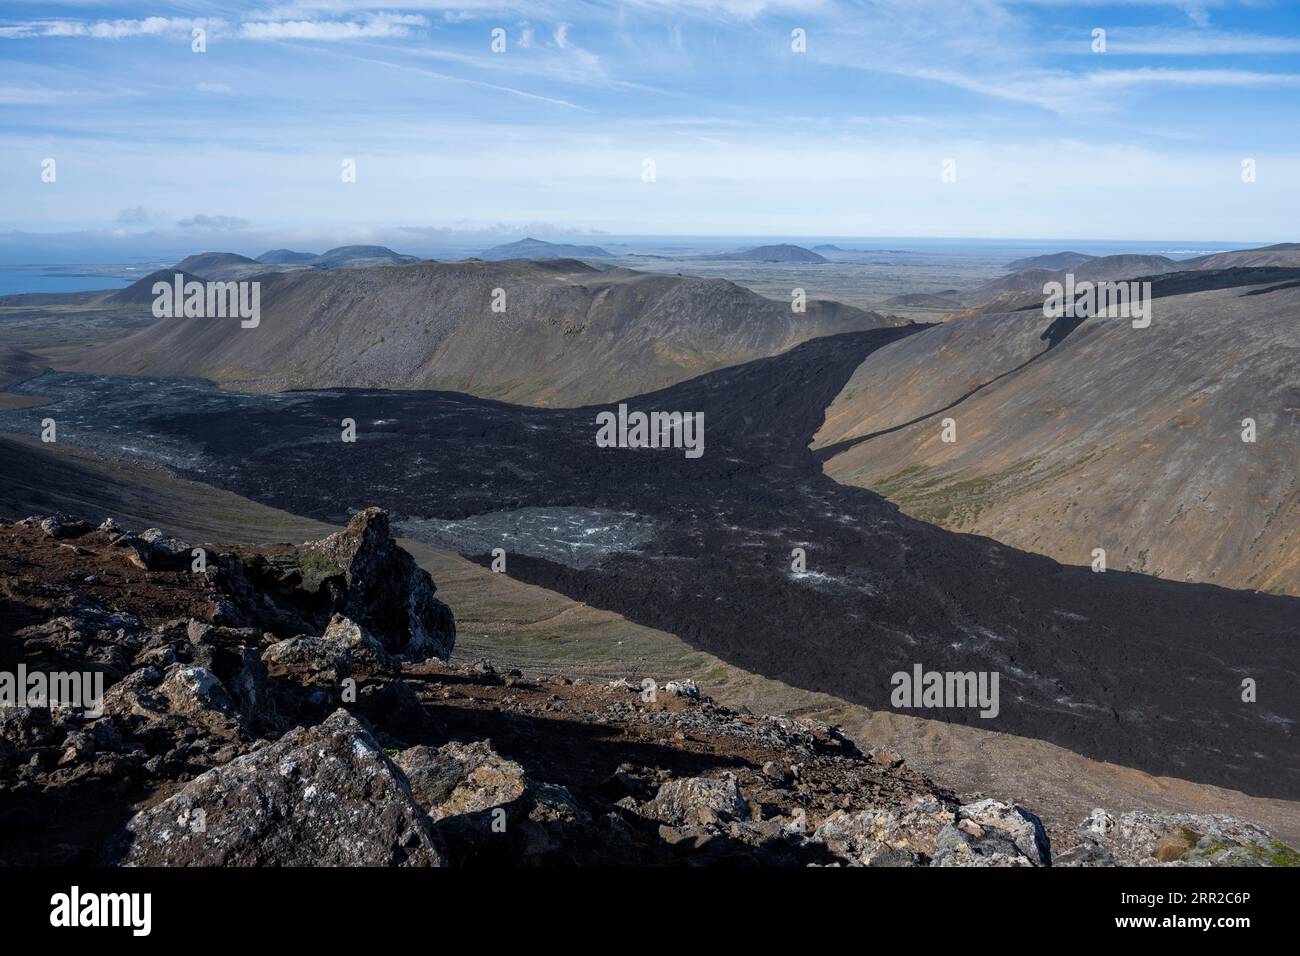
[6,327,1298,798]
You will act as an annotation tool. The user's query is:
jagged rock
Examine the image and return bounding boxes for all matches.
[515,782,594,862]
[393,741,599,864]
[0,706,58,750]
[812,795,952,865]
[157,665,243,739]
[322,615,398,673]
[300,508,456,661]
[641,773,750,827]
[98,517,122,534]
[929,799,1051,867]
[396,740,527,823]
[1053,838,1116,867]
[663,679,701,700]
[869,746,905,769]
[139,528,190,567]
[1068,809,1300,867]
[1081,807,1115,839]
[39,514,90,539]
[101,666,166,720]
[931,827,1036,867]
[108,531,154,570]
[103,710,444,866]
[261,614,398,688]
[261,635,348,686]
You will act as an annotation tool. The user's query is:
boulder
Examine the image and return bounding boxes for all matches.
[928,799,1051,867]
[38,514,90,539]
[812,795,952,865]
[104,710,444,866]
[396,739,528,823]
[663,679,701,700]
[139,528,190,568]
[156,665,243,739]
[641,773,749,827]
[261,614,398,688]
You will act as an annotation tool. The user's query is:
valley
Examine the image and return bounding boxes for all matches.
[3,321,1296,801]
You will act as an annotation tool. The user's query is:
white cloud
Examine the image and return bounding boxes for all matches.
[0,17,217,40]
[0,13,427,43]
[240,13,427,40]
[177,214,251,230]
[1092,31,1300,56]
[0,85,77,104]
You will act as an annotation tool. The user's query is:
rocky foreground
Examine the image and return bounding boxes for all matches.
[1,510,1295,867]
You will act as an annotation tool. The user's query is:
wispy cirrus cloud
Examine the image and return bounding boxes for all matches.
[240,13,427,40]
[1078,30,1300,56]
[0,16,215,40]
[0,12,427,42]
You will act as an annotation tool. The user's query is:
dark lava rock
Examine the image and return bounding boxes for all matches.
[301,508,456,661]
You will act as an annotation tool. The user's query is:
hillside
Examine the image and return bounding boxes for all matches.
[815,278,1300,594]
[708,244,828,263]
[174,252,260,275]
[961,255,1181,306]
[0,346,45,388]
[309,245,419,268]
[256,248,318,264]
[479,237,613,260]
[1004,251,1098,271]
[103,268,206,306]
[1186,242,1300,270]
[70,259,889,406]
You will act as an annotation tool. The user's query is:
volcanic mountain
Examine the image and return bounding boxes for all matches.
[256,248,319,264]
[308,245,419,268]
[173,251,260,275]
[479,238,613,261]
[707,244,828,263]
[70,259,890,406]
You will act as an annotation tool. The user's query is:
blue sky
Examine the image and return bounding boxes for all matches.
[3,0,1300,258]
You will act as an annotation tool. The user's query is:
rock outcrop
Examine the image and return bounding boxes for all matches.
[301,508,455,661]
